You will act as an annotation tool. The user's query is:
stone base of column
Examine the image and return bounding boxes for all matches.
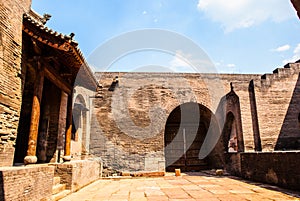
[63,155,71,162]
[24,155,37,165]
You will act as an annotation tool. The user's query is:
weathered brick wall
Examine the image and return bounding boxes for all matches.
[52,160,101,192]
[91,72,260,171]
[0,165,54,201]
[240,152,300,191]
[0,0,31,166]
[254,64,300,151]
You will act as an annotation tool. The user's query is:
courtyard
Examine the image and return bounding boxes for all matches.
[60,172,300,201]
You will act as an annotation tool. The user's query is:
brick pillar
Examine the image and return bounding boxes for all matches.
[63,94,73,162]
[249,80,262,151]
[24,58,44,164]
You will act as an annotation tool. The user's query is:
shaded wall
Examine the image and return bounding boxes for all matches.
[275,72,300,150]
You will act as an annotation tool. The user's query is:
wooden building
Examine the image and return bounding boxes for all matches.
[13,10,97,165]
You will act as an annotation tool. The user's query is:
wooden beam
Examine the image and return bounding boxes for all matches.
[23,26,72,52]
[44,64,72,95]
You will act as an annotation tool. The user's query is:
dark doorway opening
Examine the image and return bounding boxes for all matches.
[164,102,219,172]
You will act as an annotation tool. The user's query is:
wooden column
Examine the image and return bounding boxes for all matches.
[24,58,44,165]
[63,94,73,162]
[57,91,68,162]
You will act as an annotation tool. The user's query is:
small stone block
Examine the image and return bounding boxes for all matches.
[175,169,181,176]
[121,172,131,176]
[216,169,224,176]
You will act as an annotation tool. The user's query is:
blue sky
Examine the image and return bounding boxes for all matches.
[32,0,300,74]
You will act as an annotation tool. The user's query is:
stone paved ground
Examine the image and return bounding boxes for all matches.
[60,172,300,201]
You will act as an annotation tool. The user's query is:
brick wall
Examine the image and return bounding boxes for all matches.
[91,72,260,171]
[254,64,300,151]
[52,160,101,192]
[0,165,54,201]
[240,152,300,191]
[91,69,300,171]
[0,0,31,166]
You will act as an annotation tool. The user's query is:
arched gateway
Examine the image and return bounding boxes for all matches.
[164,102,222,172]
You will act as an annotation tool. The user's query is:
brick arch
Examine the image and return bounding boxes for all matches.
[74,94,86,107]
[164,102,222,172]
[222,89,244,152]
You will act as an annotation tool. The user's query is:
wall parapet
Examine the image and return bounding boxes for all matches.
[239,152,300,191]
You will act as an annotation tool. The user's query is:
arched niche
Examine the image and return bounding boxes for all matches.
[222,87,244,153]
[72,94,88,156]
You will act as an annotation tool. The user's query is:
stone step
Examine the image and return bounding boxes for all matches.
[130,171,165,177]
[52,183,66,195]
[53,176,61,186]
[52,190,71,201]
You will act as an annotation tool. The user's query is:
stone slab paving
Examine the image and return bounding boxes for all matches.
[60,172,300,201]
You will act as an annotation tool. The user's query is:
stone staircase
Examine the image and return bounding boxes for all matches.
[51,176,70,201]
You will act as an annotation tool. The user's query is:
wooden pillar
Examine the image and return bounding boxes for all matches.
[24,58,44,165]
[57,91,68,162]
[63,94,73,162]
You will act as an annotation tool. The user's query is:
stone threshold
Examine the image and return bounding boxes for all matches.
[103,171,165,179]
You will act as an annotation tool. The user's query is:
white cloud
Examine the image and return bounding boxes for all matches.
[283,43,300,64]
[197,0,295,32]
[227,64,236,68]
[169,50,192,72]
[214,62,221,66]
[214,60,238,73]
[142,11,147,15]
[169,50,223,73]
[272,44,290,52]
